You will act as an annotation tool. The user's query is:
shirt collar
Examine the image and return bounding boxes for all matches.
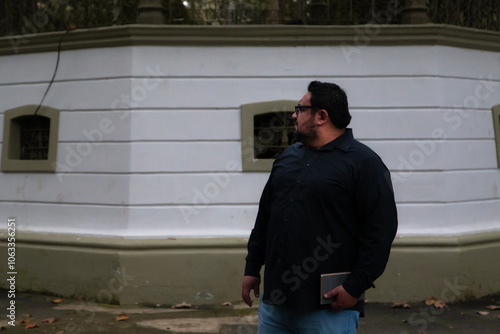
[299,128,353,152]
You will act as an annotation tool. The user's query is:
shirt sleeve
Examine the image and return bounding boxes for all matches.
[342,157,398,298]
[244,173,274,278]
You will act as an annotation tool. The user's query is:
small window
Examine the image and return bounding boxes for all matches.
[15,115,51,160]
[254,112,297,159]
[493,105,500,168]
[1,105,59,172]
[241,100,297,171]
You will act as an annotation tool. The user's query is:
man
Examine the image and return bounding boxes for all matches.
[241,81,398,333]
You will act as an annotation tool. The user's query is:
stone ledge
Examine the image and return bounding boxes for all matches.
[3,230,500,250]
[1,24,500,56]
[1,231,499,304]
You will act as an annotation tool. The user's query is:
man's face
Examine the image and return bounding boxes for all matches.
[293,92,318,146]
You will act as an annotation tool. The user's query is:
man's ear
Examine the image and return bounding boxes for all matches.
[316,109,329,125]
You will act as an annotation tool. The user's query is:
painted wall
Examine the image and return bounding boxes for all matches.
[1,43,499,239]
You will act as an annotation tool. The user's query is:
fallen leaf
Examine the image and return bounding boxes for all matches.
[434,300,447,309]
[171,301,191,309]
[55,331,65,334]
[477,311,490,316]
[391,302,411,309]
[52,299,63,304]
[42,317,57,323]
[425,297,447,309]
[222,301,232,306]
[115,314,129,321]
[25,323,39,329]
[494,315,500,319]
[425,297,437,306]
[485,305,500,310]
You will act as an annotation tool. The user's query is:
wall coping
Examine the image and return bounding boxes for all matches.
[1,24,500,56]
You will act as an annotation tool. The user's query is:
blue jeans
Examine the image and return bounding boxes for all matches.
[258,299,359,334]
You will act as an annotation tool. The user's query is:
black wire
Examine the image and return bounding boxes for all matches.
[33,29,70,116]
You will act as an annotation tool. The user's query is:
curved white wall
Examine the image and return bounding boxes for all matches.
[1,44,499,237]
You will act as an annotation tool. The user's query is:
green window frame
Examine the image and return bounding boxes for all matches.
[1,105,59,172]
[493,105,500,168]
[241,100,297,172]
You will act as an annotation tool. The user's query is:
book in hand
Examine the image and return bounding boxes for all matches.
[320,272,365,305]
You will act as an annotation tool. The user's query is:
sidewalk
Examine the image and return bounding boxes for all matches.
[1,289,499,333]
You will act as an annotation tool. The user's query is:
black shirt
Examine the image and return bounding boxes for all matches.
[245,128,398,315]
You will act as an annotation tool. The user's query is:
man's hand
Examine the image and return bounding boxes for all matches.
[324,284,358,312]
[242,275,261,307]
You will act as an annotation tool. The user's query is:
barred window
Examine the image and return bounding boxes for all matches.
[1,105,59,172]
[254,112,296,159]
[15,115,51,160]
[241,100,297,171]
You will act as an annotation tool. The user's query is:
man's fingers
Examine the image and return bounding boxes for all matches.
[242,292,252,307]
[324,287,339,299]
[254,284,260,298]
[242,276,261,307]
[241,286,252,307]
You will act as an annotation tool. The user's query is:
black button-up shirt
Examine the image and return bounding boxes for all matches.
[245,128,398,314]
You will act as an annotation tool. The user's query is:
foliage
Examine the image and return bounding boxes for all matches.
[428,0,500,31]
[0,0,498,37]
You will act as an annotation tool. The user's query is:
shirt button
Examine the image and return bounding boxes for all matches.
[306,163,310,167]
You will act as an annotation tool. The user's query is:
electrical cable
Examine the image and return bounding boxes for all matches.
[33,29,70,116]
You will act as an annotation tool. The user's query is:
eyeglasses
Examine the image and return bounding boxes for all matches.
[294,105,314,115]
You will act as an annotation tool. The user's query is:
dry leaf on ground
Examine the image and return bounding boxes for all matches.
[485,305,500,310]
[494,315,500,319]
[25,323,39,329]
[171,301,192,309]
[477,311,490,316]
[115,314,129,321]
[425,297,447,309]
[391,302,411,309]
[222,302,232,306]
[52,299,63,304]
[42,317,57,323]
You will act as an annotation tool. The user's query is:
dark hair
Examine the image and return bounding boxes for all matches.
[307,81,351,129]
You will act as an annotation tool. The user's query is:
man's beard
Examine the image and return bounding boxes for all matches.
[293,124,318,147]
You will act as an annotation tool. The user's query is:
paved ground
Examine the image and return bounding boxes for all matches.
[1,289,499,333]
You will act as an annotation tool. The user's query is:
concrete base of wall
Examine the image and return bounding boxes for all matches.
[1,231,500,305]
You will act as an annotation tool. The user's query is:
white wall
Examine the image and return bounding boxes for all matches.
[1,44,499,237]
